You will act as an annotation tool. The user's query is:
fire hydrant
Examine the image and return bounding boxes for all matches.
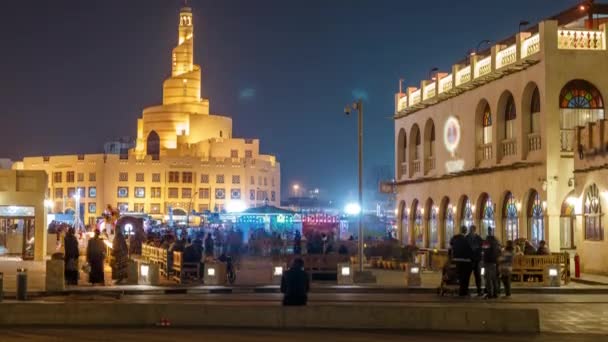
[574,253,581,278]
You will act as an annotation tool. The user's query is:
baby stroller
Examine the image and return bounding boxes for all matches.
[438,259,460,296]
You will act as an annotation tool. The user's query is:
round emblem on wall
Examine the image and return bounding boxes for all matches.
[443,116,461,155]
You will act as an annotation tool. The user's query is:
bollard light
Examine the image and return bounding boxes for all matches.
[341,266,351,276]
[207,268,216,277]
[410,266,420,274]
[548,268,558,277]
[273,266,283,276]
[481,267,485,276]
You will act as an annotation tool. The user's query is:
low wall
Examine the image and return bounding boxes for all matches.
[0,303,539,333]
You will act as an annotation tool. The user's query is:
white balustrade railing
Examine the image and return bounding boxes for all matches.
[558,29,605,50]
[501,139,517,157]
[410,89,421,106]
[475,56,492,77]
[560,129,575,152]
[423,82,436,100]
[456,66,471,86]
[425,157,436,171]
[412,160,421,173]
[438,74,453,94]
[400,162,407,177]
[521,33,540,58]
[397,95,408,112]
[478,143,493,161]
[528,133,541,152]
[496,44,517,69]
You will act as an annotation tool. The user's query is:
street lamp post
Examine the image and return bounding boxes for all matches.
[345,99,364,274]
[187,191,199,227]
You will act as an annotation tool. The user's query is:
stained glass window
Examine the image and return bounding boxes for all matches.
[414,204,423,247]
[584,184,603,241]
[481,196,495,238]
[529,192,544,246]
[504,193,518,241]
[482,105,492,126]
[482,104,492,144]
[560,80,604,109]
[461,198,474,228]
[444,204,455,248]
[505,96,516,121]
[429,206,438,248]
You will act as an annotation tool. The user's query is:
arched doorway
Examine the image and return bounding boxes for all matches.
[503,192,519,241]
[441,197,454,249]
[559,79,604,152]
[147,131,160,160]
[479,193,495,238]
[460,196,474,229]
[560,195,576,249]
[527,190,544,246]
[425,198,438,248]
[398,201,409,244]
[584,183,603,241]
[411,200,423,247]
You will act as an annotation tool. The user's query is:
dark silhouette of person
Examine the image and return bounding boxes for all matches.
[280,258,310,306]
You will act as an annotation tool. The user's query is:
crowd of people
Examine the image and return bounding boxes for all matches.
[449,225,550,298]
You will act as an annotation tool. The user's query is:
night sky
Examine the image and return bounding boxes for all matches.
[0,0,574,205]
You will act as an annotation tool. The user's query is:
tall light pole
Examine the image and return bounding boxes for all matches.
[187,191,198,227]
[345,99,364,274]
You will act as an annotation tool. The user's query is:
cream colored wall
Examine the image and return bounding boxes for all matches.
[0,170,47,261]
[189,115,233,143]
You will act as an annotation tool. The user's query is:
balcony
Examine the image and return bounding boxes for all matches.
[400,162,407,178]
[478,143,493,161]
[561,129,575,152]
[395,22,607,116]
[558,29,605,50]
[425,157,436,172]
[501,139,517,157]
[528,133,541,152]
[412,160,421,174]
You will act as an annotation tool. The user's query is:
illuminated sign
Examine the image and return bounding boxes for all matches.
[443,116,461,155]
[444,116,464,173]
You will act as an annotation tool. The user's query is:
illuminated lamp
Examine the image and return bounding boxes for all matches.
[273,266,283,276]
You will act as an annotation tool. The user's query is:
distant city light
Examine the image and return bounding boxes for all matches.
[226,200,247,213]
[344,203,361,215]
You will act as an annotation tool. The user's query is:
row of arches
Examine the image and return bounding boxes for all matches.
[397,79,606,179]
[397,189,545,249]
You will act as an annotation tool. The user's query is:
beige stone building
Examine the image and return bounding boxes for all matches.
[13,5,280,226]
[392,5,608,273]
[0,170,47,261]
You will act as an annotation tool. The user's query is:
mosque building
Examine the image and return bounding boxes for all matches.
[14,4,281,226]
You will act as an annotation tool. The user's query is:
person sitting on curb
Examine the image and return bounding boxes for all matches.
[280,258,310,306]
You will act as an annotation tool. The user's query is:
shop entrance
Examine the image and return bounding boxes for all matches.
[0,206,36,260]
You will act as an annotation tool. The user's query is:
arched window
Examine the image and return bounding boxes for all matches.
[427,201,438,248]
[504,192,519,241]
[530,87,540,133]
[528,191,544,246]
[146,131,160,160]
[429,123,435,157]
[559,80,605,151]
[560,197,575,249]
[482,104,492,144]
[444,203,455,248]
[415,130,421,160]
[397,129,407,178]
[399,201,409,244]
[505,95,516,139]
[461,197,474,228]
[414,203,423,247]
[481,195,495,238]
[584,184,603,241]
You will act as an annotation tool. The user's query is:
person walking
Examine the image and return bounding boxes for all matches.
[86,229,106,285]
[204,233,214,257]
[482,234,501,299]
[466,225,483,296]
[129,226,146,257]
[450,226,473,297]
[111,227,129,284]
[64,227,80,285]
[280,258,310,306]
[293,230,302,255]
[499,240,515,298]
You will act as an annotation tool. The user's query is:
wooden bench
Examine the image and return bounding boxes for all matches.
[512,253,570,285]
[172,251,200,283]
